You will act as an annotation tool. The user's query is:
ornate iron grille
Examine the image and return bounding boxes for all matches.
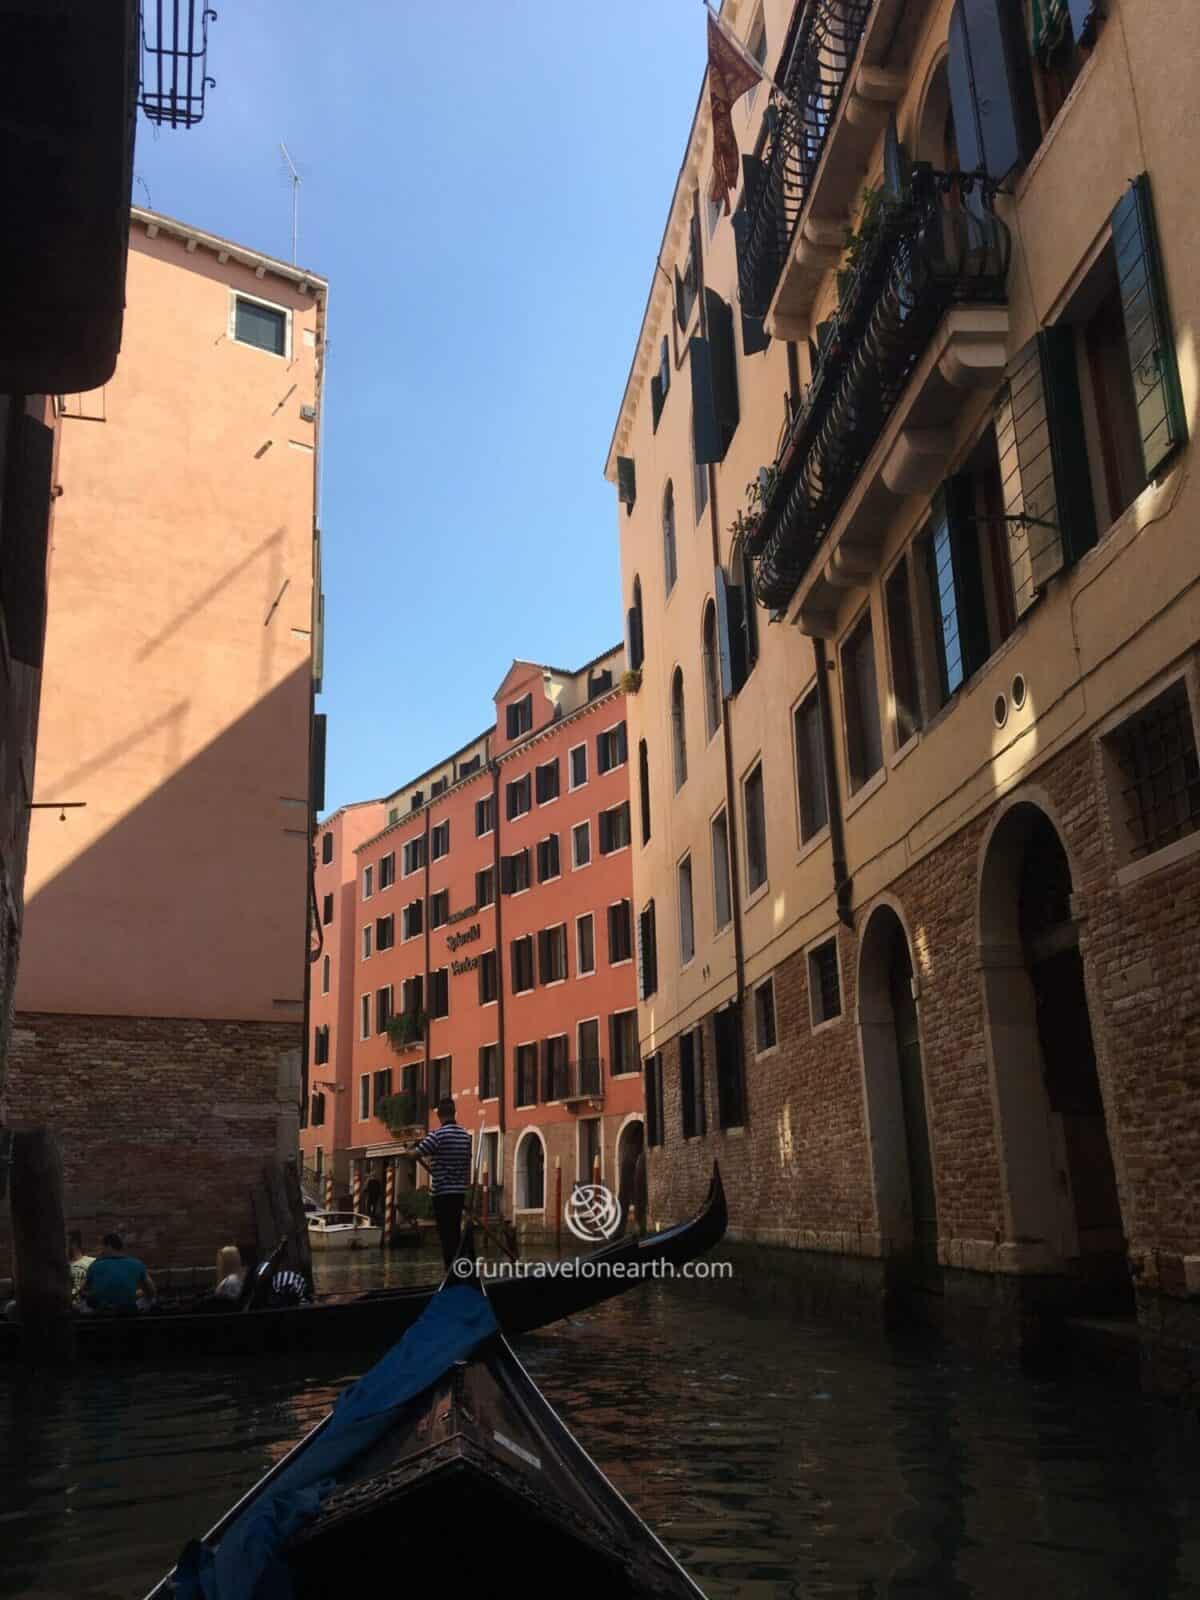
[1112,681,1200,860]
[751,169,1011,612]
[736,0,873,319]
[139,0,217,128]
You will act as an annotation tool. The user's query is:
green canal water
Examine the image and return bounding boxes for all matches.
[2,1252,1198,1598]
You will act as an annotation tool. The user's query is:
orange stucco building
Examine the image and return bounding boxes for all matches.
[2,208,327,1267]
[303,650,645,1234]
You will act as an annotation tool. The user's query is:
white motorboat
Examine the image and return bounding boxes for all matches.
[306,1210,382,1251]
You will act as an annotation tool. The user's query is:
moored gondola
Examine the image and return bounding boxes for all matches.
[0,1164,726,1361]
[149,1275,707,1599]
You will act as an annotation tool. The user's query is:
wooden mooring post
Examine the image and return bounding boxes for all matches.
[251,1158,314,1289]
[8,1128,74,1363]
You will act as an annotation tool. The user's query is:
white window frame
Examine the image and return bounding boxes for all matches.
[229,288,292,360]
[359,994,370,1041]
[321,953,330,995]
[710,803,733,934]
[576,1015,601,1071]
[362,864,374,900]
[479,1043,501,1103]
[402,840,423,878]
[598,720,627,774]
[542,922,568,987]
[479,948,499,1008]
[476,795,495,837]
[568,742,589,791]
[741,754,769,905]
[609,1008,640,1077]
[677,850,696,969]
[535,758,560,808]
[576,912,596,977]
[402,900,422,942]
[507,775,531,819]
[361,925,372,962]
[358,1074,370,1121]
[379,851,397,890]
[572,819,591,871]
[607,899,633,968]
[537,833,562,885]
[512,936,535,994]
[753,974,779,1059]
[806,932,845,1033]
[431,821,450,861]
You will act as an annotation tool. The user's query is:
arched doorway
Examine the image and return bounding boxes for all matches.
[858,904,938,1280]
[515,1130,545,1212]
[979,801,1131,1312]
[616,1118,646,1236]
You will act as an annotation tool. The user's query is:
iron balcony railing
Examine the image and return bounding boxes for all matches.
[544,1057,605,1102]
[736,0,873,319]
[139,0,217,128]
[749,169,1011,613]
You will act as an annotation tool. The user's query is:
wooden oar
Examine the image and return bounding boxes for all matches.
[405,1146,519,1264]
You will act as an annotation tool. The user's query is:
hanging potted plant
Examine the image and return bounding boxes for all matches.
[729,464,778,561]
[386,1011,426,1053]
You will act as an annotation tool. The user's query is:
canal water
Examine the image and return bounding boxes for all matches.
[2,1254,1198,1599]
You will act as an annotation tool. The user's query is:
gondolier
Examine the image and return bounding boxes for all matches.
[411,1097,473,1268]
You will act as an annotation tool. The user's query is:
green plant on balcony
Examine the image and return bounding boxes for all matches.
[618,668,642,694]
[377,1091,423,1133]
[385,1011,426,1053]
[729,465,779,560]
[837,185,892,307]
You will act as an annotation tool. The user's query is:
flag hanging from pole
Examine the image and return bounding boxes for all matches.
[706,10,762,215]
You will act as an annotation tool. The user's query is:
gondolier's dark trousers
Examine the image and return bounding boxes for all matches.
[433,1191,466,1268]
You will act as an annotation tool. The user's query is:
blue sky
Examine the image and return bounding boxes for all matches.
[135,1,708,814]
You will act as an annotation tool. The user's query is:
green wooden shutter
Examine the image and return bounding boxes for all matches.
[616,455,637,509]
[690,337,722,465]
[650,372,665,431]
[714,565,737,697]
[926,479,989,698]
[948,0,1040,182]
[1111,173,1187,484]
[706,288,740,456]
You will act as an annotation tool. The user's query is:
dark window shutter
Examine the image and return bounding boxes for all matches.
[537,929,549,983]
[1111,173,1187,484]
[731,194,770,354]
[2,415,54,667]
[310,713,327,813]
[1067,0,1102,47]
[947,0,1040,182]
[549,833,559,877]
[705,288,740,453]
[931,477,991,689]
[674,265,687,330]
[689,337,722,466]
[616,456,637,509]
[714,565,740,696]
[650,371,664,430]
[627,602,644,670]
[500,855,513,895]
[615,722,628,765]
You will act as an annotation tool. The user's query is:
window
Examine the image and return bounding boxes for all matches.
[711,809,732,931]
[702,601,723,739]
[359,994,371,1040]
[588,667,613,700]
[680,1029,706,1139]
[506,694,534,739]
[809,938,842,1025]
[402,899,423,940]
[430,968,449,1019]
[610,1010,638,1076]
[638,739,651,846]
[744,13,767,112]
[671,668,688,789]
[638,900,658,1000]
[542,1034,569,1101]
[431,1057,451,1106]
[651,335,671,431]
[597,722,628,774]
[663,481,678,594]
[376,913,395,952]
[479,949,499,1005]
[569,743,588,789]
[576,913,595,976]
[511,936,535,993]
[598,802,631,855]
[794,688,829,842]
[501,847,531,894]
[645,1054,665,1148]
[676,214,700,331]
[537,923,568,984]
[479,1043,501,1100]
[475,795,495,836]
[402,837,425,876]
[379,852,396,889]
[1030,1,1102,129]
[388,807,400,825]
[430,889,449,929]
[841,612,884,792]
[400,974,424,1019]
[321,833,333,865]
[431,822,450,861]
[375,986,392,1033]
[535,759,560,804]
[313,1025,329,1066]
[362,864,374,900]
[728,542,760,688]
[321,953,330,995]
[572,821,591,869]
[359,1075,370,1120]
[322,893,334,926]
[506,774,532,820]
[361,924,373,961]
[608,899,633,964]
[373,1067,393,1113]
[715,1003,744,1129]
[410,791,424,813]
[515,1043,539,1107]
[536,833,560,883]
[743,761,768,895]
[578,1018,601,1081]
[310,1092,326,1128]
[1105,680,1199,863]
[678,854,695,965]
[885,557,921,747]
[628,578,645,672]
[431,776,448,797]
[476,866,495,908]
[693,430,708,521]
[755,977,777,1054]
[233,295,287,355]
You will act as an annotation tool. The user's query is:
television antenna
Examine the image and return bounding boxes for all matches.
[280,141,301,265]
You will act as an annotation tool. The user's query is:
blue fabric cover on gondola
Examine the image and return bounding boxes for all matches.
[175,1285,499,1600]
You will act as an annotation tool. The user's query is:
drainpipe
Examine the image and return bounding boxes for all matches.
[489,756,506,1138]
[813,637,854,928]
[422,805,432,1108]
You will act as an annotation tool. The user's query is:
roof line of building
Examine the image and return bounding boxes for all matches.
[317,797,388,831]
[131,205,328,291]
[602,0,748,483]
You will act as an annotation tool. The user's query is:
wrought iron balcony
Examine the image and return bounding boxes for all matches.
[139,1,218,128]
[544,1057,605,1105]
[736,0,873,321]
[749,170,1011,614]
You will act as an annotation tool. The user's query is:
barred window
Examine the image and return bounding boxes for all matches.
[1107,681,1199,862]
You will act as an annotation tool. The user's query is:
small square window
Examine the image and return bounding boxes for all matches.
[754,977,777,1054]
[808,939,842,1027]
[233,296,287,355]
[321,833,333,865]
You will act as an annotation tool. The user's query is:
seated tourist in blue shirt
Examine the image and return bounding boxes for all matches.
[84,1233,155,1313]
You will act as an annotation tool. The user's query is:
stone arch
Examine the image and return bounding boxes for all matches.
[615,1115,646,1234]
[856,896,938,1267]
[976,790,1130,1304]
[513,1126,546,1212]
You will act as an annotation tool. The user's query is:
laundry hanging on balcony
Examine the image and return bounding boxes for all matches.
[705,10,762,214]
[1031,0,1071,64]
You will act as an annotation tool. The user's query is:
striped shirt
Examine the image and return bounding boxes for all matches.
[415,1123,473,1195]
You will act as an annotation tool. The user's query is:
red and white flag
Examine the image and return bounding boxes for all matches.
[706,9,762,215]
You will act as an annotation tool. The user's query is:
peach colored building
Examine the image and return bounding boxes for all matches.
[607,0,1200,1386]
[309,650,645,1235]
[2,208,327,1267]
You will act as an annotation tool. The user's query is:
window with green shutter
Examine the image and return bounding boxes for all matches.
[921,478,991,705]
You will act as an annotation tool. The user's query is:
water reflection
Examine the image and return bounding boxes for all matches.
[1,1272,1197,1599]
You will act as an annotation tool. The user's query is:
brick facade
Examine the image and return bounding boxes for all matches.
[0,1012,301,1273]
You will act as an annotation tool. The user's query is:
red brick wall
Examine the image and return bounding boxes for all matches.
[0,1012,299,1273]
